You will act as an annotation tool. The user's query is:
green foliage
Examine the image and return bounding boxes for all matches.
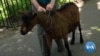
[0,0,74,24]
[0,0,74,19]
[58,0,74,5]
[0,0,32,27]
[0,0,32,20]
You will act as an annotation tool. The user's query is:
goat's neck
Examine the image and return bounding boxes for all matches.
[36,13,52,30]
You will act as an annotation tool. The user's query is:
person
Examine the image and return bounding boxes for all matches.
[31,0,57,12]
[31,0,64,56]
[74,0,84,7]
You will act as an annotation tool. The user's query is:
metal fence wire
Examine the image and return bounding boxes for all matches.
[0,0,32,29]
[0,0,73,29]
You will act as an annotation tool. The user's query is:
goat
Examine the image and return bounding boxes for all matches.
[20,2,84,56]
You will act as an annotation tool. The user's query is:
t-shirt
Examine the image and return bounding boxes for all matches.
[37,0,50,4]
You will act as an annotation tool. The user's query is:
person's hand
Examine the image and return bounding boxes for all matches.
[37,6,46,12]
[46,3,54,11]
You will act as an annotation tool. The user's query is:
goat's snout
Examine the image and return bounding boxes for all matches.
[20,26,28,35]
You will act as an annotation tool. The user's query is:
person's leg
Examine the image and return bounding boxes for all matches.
[36,25,50,56]
[37,25,64,54]
[47,0,64,52]
[32,4,49,56]
[55,39,64,52]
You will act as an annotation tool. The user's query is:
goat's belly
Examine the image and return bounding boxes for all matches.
[47,32,61,39]
[68,23,78,33]
[47,29,67,39]
[49,34,63,39]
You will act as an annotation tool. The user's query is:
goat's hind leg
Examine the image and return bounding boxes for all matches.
[78,23,84,44]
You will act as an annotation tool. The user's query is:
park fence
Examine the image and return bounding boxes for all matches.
[0,0,32,29]
[0,0,73,29]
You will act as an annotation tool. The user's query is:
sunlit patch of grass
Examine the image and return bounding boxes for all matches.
[91,26,98,30]
[96,28,100,31]
[0,28,4,32]
[82,30,92,39]
[97,1,100,10]
[90,26,100,32]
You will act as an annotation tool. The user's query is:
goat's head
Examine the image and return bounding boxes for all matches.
[19,11,37,35]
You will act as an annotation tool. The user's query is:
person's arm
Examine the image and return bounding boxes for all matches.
[50,0,56,7]
[31,0,40,9]
[46,0,56,11]
[31,0,46,12]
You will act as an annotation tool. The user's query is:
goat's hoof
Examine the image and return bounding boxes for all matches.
[68,54,72,56]
[68,52,72,56]
[80,40,84,44]
[70,41,75,45]
[80,41,84,44]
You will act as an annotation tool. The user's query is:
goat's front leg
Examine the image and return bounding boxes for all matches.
[44,35,52,56]
[70,30,75,45]
[64,37,72,56]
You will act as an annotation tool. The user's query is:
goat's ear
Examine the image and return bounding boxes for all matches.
[32,12,37,17]
[18,10,28,14]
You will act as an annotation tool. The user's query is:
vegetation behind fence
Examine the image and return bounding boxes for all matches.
[0,0,74,29]
[0,0,32,29]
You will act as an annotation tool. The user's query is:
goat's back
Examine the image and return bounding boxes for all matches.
[46,2,80,38]
[58,2,80,32]
[58,2,79,22]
